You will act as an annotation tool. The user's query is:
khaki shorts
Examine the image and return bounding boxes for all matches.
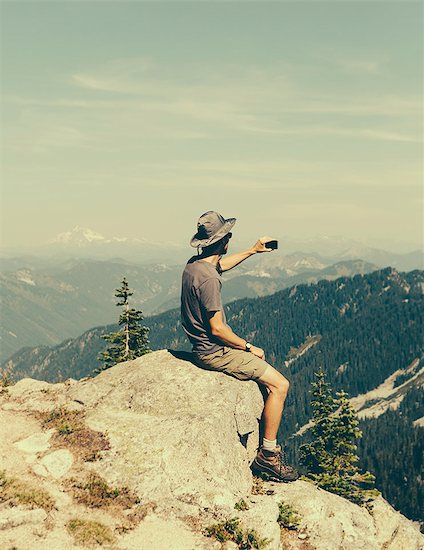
[193,346,269,382]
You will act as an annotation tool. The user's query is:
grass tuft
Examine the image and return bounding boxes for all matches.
[36,406,111,461]
[205,517,269,549]
[251,475,275,496]
[277,501,302,531]
[115,502,157,534]
[39,406,85,430]
[65,472,140,509]
[0,364,15,387]
[234,498,249,511]
[66,518,116,548]
[0,469,55,511]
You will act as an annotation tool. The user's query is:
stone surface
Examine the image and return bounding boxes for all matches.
[268,480,424,550]
[68,350,264,510]
[0,523,81,550]
[117,513,214,550]
[0,508,47,530]
[0,349,423,550]
[238,495,281,549]
[32,449,74,478]
[14,430,53,455]
[6,378,53,398]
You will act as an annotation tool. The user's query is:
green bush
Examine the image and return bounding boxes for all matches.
[277,501,301,530]
[205,517,269,549]
[234,498,250,511]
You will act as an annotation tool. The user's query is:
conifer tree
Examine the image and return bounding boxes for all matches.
[299,368,378,508]
[96,278,150,372]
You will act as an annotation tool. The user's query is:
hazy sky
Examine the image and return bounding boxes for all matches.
[1,1,423,250]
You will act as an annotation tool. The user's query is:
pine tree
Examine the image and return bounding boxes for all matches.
[96,278,150,372]
[299,368,378,508]
[298,368,336,475]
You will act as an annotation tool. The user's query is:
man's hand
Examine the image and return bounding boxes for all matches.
[251,345,265,360]
[252,236,277,254]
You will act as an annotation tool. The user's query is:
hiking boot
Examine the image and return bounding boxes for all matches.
[251,444,299,482]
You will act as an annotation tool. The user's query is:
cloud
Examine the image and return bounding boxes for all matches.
[65,60,422,142]
[285,97,421,117]
[338,59,381,75]
[71,74,128,93]
[255,125,422,143]
[3,58,422,159]
[71,56,152,93]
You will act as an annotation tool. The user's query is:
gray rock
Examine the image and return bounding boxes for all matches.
[6,378,52,398]
[32,449,74,478]
[1,350,423,550]
[68,350,264,510]
[268,480,424,550]
[237,494,281,549]
[117,513,215,549]
[14,430,53,455]
[0,508,47,530]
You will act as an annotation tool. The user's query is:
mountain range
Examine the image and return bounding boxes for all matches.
[2,267,423,527]
[2,226,422,269]
[0,253,378,362]
[1,227,421,364]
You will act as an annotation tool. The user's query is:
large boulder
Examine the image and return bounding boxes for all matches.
[66,349,265,509]
[1,349,423,550]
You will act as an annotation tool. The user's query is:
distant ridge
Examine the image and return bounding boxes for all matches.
[0,256,377,362]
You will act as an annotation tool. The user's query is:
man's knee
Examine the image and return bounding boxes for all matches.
[269,371,290,398]
[275,376,290,398]
[259,365,290,397]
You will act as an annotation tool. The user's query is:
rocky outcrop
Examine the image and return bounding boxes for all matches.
[1,350,423,549]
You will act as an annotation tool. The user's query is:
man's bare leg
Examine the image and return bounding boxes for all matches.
[251,363,298,480]
[257,365,290,440]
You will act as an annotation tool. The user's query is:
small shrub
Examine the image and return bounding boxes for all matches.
[67,518,116,548]
[0,364,15,387]
[205,517,270,549]
[251,475,275,496]
[65,472,140,509]
[234,498,249,511]
[57,422,76,436]
[38,406,85,432]
[0,470,8,489]
[115,502,157,534]
[251,476,265,495]
[277,501,301,530]
[36,406,111,461]
[310,472,380,511]
[0,469,55,511]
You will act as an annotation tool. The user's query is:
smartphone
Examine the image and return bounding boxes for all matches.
[265,240,278,250]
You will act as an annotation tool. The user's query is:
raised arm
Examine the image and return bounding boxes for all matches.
[219,235,276,272]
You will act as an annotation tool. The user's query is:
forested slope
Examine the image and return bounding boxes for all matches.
[3,267,423,525]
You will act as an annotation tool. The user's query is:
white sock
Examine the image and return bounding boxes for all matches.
[262,437,277,451]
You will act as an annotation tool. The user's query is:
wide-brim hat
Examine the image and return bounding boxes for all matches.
[190,211,236,248]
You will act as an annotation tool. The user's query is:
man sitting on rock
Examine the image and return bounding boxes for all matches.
[181,211,299,482]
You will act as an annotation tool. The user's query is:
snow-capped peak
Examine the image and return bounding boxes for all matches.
[52,226,106,246]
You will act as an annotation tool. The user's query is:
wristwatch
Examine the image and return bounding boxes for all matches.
[245,342,252,352]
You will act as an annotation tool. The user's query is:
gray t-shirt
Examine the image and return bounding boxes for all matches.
[181,257,227,356]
